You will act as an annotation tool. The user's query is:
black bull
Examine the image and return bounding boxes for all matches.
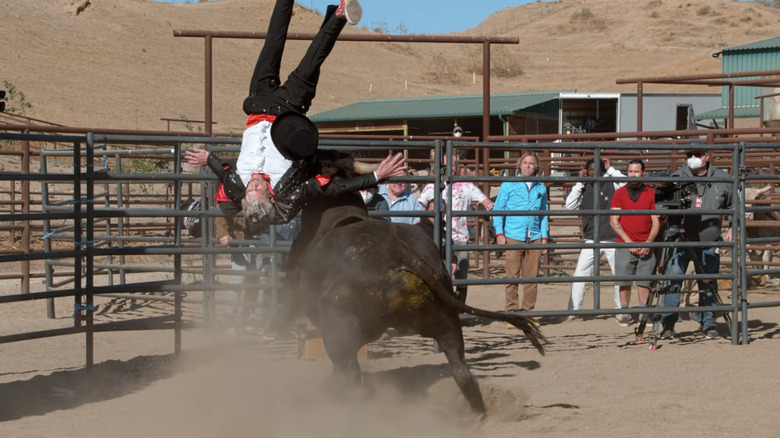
[284,192,547,414]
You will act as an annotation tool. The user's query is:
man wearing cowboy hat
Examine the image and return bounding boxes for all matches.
[185,0,376,224]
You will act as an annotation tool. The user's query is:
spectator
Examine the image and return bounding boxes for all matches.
[565,157,625,317]
[493,152,549,318]
[359,187,389,220]
[415,200,458,277]
[378,180,423,224]
[657,147,733,340]
[609,159,660,326]
[418,150,493,302]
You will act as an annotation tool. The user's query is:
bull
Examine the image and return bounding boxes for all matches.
[745,185,779,287]
[281,158,547,415]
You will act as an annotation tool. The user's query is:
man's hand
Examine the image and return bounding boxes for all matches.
[215,235,231,247]
[183,147,209,167]
[635,246,650,256]
[496,235,507,245]
[375,152,407,182]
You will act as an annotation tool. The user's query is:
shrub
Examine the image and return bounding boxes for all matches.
[571,8,594,21]
[428,54,460,84]
[489,47,523,78]
[464,46,523,79]
[2,80,34,116]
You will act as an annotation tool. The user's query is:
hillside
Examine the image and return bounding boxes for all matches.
[1,0,779,133]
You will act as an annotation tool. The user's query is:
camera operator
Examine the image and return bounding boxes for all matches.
[657,147,733,340]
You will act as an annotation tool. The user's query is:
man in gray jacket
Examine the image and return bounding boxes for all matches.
[657,147,733,340]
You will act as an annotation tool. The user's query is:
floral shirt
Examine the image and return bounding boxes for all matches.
[418,182,488,243]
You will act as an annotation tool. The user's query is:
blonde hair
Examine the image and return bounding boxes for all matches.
[516,152,541,176]
[429,149,459,174]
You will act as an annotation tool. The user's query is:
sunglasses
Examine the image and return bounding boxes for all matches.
[685,151,705,158]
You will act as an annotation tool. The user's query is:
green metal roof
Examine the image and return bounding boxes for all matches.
[718,37,780,108]
[722,37,780,53]
[308,90,574,123]
[693,106,760,121]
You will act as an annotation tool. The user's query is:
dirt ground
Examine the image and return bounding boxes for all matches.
[2,272,780,437]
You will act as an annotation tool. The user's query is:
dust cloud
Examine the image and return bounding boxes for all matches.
[60,338,525,438]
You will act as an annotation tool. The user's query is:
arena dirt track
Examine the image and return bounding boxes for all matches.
[2,281,779,437]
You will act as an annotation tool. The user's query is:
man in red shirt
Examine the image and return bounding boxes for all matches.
[609,159,660,326]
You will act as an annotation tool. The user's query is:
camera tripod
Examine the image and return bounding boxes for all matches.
[634,222,730,350]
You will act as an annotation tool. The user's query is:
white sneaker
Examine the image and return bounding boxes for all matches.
[336,0,362,25]
[615,314,631,327]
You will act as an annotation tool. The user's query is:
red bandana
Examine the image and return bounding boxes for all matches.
[251,172,276,197]
[246,113,277,129]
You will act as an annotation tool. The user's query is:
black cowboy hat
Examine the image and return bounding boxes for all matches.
[271,112,319,161]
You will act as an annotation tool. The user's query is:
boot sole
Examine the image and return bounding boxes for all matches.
[343,0,362,25]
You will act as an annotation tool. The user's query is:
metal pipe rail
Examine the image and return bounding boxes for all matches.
[2,132,780,375]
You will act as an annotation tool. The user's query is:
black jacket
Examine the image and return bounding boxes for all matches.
[206,150,379,227]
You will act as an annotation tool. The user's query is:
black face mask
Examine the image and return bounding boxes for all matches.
[627,183,645,202]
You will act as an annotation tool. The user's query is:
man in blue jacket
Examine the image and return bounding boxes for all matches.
[494,152,549,314]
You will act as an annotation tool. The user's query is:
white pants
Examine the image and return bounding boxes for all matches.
[569,240,621,310]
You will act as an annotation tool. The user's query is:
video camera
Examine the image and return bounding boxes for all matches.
[654,178,696,229]
[654,180,694,210]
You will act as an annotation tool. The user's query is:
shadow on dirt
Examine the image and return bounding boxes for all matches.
[0,353,180,422]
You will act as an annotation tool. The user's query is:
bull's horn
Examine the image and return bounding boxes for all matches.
[353,160,379,175]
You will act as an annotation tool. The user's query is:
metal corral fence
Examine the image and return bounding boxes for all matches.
[1,132,779,367]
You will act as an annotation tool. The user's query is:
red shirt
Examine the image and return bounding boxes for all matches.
[610,186,656,243]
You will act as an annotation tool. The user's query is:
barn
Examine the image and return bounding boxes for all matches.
[694,36,780,129]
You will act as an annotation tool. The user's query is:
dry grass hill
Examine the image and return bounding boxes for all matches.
[1,0,779,133]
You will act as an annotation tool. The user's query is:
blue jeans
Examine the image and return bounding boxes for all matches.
[658,245,719,331]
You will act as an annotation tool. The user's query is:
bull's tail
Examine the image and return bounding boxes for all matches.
[455,301,548,355]
[408,260,548,356]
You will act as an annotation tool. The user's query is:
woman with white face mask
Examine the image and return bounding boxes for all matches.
[359,187,389,220]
